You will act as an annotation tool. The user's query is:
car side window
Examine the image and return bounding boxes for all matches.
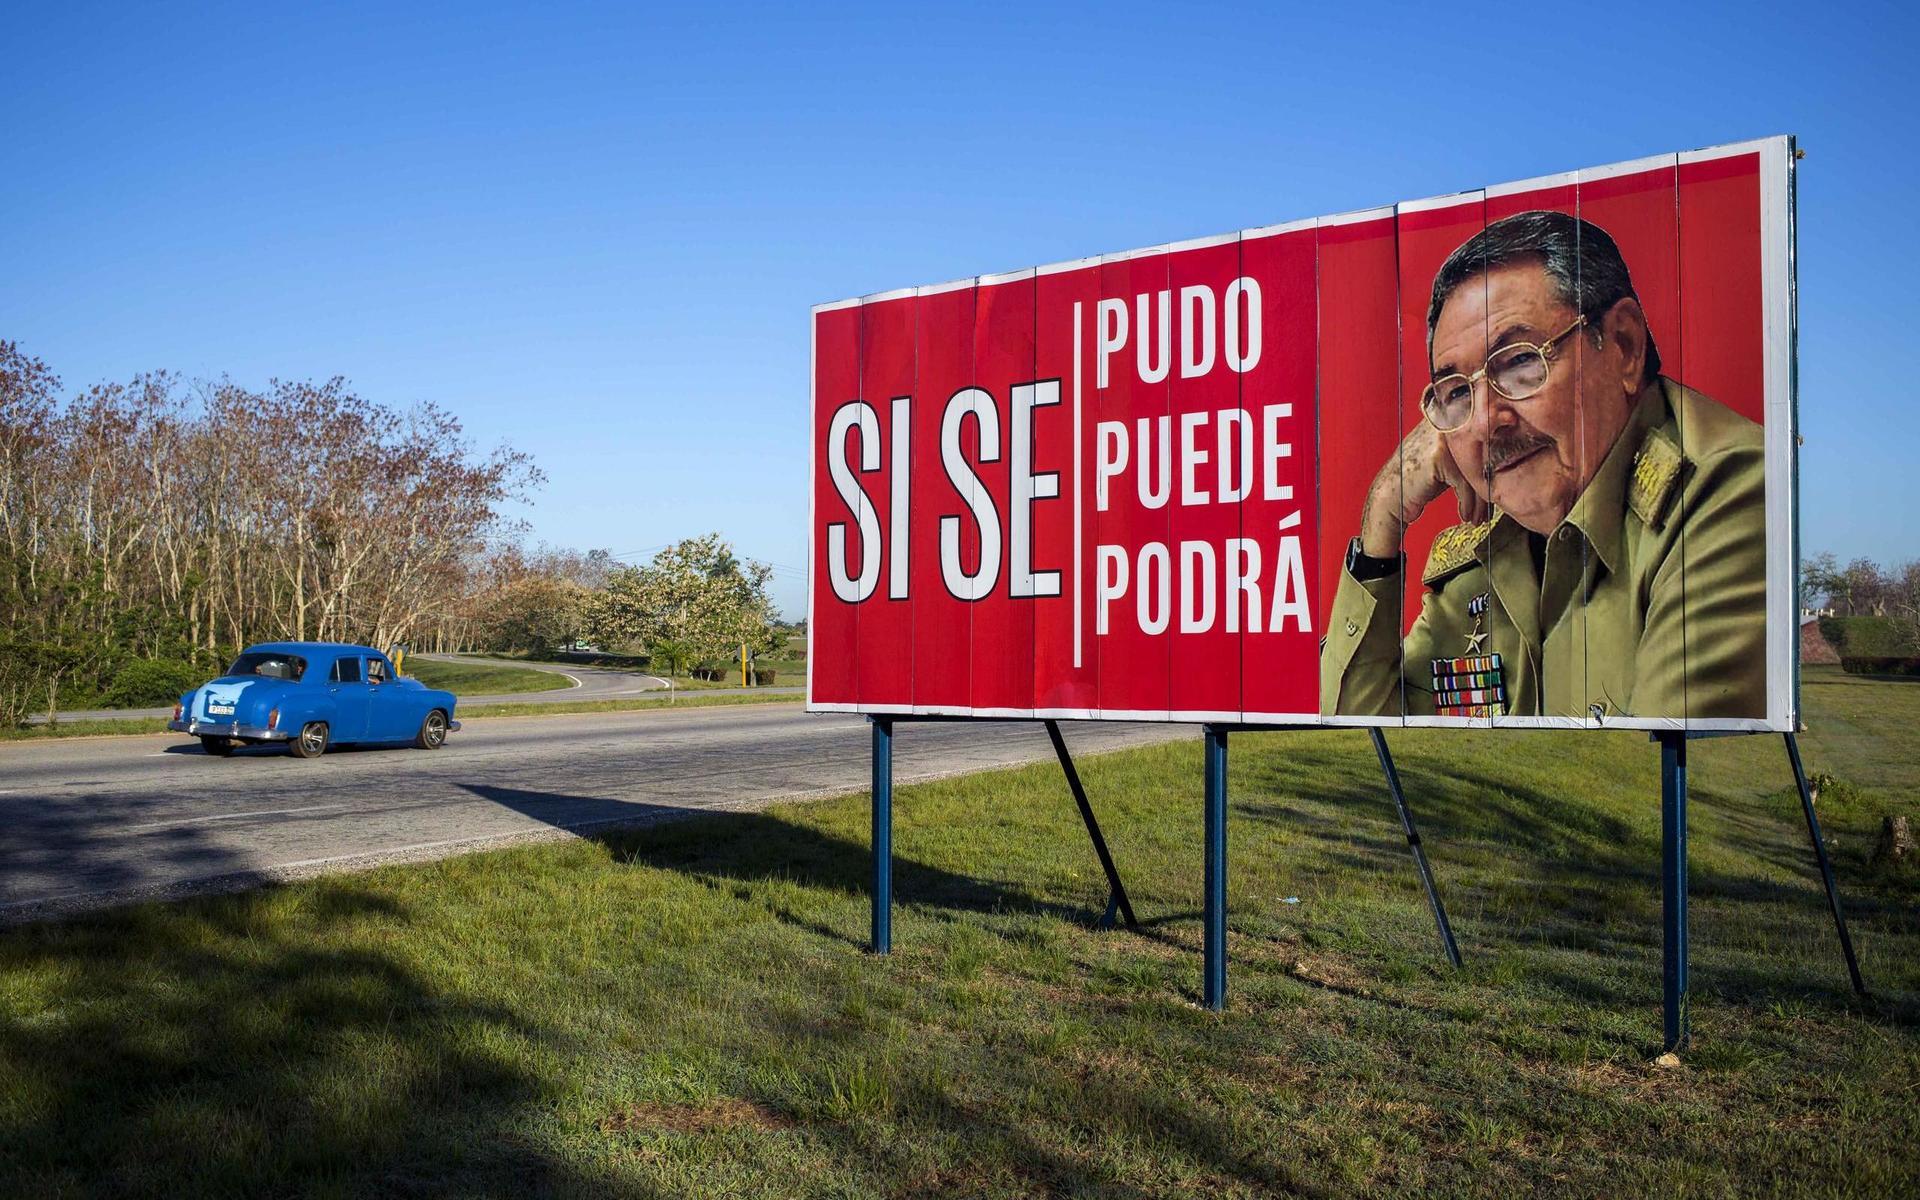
[368,657,390,685]
[331,657,363,684]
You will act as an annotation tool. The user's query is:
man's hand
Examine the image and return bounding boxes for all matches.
[1359,421,1488,558]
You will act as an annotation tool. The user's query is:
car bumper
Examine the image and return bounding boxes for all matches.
[448,719,462,732]
[169,719,291,741]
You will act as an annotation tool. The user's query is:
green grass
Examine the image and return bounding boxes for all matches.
[404,657,572,696]
[2,666,1917,1196]
[0,716,171,740]
[459,693,800,718]
[667,660,806,688]
[473,647,803,690]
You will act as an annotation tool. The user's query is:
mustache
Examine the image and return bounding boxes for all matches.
[1482,427,1556,474]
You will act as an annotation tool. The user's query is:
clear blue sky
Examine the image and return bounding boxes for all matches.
[5,1,1914,617]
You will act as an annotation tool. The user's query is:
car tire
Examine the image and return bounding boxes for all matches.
[290,721,330,759]
[414,709,449,750]
[201,736,236,757]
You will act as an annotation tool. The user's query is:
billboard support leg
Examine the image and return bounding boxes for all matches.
[1784,732,1867,996]
[1659,731,1689,1053]
[870,715,892,955]
[1370,729,1462,968]
[1203,725,1228,1012]
[1044,720,1137,930]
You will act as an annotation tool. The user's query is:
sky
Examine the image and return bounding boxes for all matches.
[5,1,1917,618]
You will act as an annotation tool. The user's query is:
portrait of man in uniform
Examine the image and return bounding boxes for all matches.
[1321,209,1767,720]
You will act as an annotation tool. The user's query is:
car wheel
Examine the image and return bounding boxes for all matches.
[201,736,236,757]
[290,721,330,759]
[414,709,449,749]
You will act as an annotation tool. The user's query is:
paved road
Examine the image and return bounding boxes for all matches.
[1,703,1191,922]
[415,654,804,704]
[414,651,666,702]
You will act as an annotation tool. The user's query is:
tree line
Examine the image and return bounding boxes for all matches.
[1,339,785,724]
[1804,553,1920,626]
[1804,553,1920,672]
[463,534,783,676]
[1,339,542,721]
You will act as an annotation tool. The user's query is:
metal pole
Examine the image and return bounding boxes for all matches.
[1369,729,1462,968]
[871,715,892,955]
[1203,725,1228,1011]
[1660,732,1689,1052]
[1784,732,1867,996]
[1044,720,1137,929]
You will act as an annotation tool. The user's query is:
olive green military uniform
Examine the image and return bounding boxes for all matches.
[1322,378,1767,720]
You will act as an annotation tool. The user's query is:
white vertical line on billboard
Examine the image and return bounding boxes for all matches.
[1073,299,1084,670]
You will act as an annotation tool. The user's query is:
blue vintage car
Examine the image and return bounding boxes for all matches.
[168,641,461,758]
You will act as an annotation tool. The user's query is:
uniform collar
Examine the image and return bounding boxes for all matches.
[1555,378,1672,577]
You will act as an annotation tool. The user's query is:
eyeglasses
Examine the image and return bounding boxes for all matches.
[1421,315,1588,433]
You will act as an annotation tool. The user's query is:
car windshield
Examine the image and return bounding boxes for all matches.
[226,651,307,681]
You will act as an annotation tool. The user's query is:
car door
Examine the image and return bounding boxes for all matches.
[327,655,372,740]
[365,654,412,741]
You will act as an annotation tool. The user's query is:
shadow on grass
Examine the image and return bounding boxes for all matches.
[460,782,1163,952]
[0,886,627,1197]
[1,782,1289,1196]
[1229,738,1901,1023]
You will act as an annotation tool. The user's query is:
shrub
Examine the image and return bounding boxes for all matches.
[1822,616,1917,657]
[1838,656,1920,678]
[100,658,203,708]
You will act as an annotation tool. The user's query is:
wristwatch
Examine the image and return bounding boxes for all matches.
[1345,536,1402,582]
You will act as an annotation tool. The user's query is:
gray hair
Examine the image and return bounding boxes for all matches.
[1426,209,1660,382]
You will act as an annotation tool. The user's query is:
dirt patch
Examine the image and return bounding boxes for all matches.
[599,1098,792,1136]
[1286,954,1373,996]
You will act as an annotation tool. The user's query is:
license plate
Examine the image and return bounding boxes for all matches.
[208,703,235,716]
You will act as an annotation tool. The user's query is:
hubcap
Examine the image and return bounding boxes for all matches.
[302,725,326,754]
[426,713,446,746]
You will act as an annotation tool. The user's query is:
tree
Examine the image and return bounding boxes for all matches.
[1801,551,1840,612]
[471,574,590,656]
[586,534,777,667]
[1894,561,1920,647]
[1842,558,1892,617]
[0,339,543,721]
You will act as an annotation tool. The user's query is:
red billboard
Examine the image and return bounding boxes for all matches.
[810,138,1797,731]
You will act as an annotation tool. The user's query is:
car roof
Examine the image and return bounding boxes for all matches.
[242,641,387,659]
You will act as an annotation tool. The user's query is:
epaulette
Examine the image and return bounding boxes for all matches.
[1629,431,1688,529]
[1422,519,1493,585]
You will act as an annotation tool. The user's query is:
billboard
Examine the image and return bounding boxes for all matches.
[809,136,1796,731]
